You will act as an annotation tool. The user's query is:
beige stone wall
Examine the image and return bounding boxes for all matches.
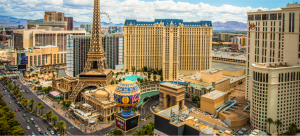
[222,69,246,77]
[201,70,223,83]
[214,78,230,92]
[200,93,228,115]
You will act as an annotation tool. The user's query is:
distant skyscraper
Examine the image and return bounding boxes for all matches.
[67,33,124,77]
[64,17,73,30]
[86,24,92,33]
[80,24,85,29]
[124,19,212,81]
[108,26,123,33]
[18,25,25,29]
[44,11,65,21]
[247,3,300,134]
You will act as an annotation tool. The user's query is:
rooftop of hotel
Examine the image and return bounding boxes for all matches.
[212,62,246,72]
[160,82,184,89]
[201,90,227,100]
[203,68,220,74]
[124,19,212,27]
[157,105,222,134]
[252,62,300,69]
[189,83,214,90]
[212,51,246,60]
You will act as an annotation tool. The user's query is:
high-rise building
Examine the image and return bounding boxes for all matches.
[12,28,86,51]
[66,35,91,77]
[28,11,73,30]
[44,11,65,21]
[124,19,212,81]
[86,24,92,33]
[108,26,123,33]
[218,33,230,42]
[102,34,123,70]
[246,3,300,134]
[66,33,124,77]
[80,24,85,29]
[18,25,25,29]
[64,17,73,30]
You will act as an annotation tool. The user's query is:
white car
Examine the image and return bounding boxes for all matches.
[37,128,41,131]
[35,124,38,128]
[30,118,34,121]
[50,130,54,135]
[27,126,30,129]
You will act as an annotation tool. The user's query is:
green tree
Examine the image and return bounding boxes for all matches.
[116,81,119,84]
[266,118,273,134]
[118,79,122,82]
[2,106,10,112]
[132,66,135,73]
[111,81,114,85]
[46,110,53,121]
[34,104,39,113]
[47,86,52,93]
[153,75,157,81]
[274,119,282,135]
[148,74,151,80]
[17,93,23,100]
[29,99,36,111]
[143,66,147,72]
[11,126,25,135]
[53,116,58,126]
[160,76,163,81]
[7,84,12,90]
[133,129,145,135]
[39,104,45,115]
[112,129,123,135]
[7,118,20,128]
[57,120,66,134]
[137,78,141,82]
[196,101,200,107]
[23,99,28,107]
[125,69,128,73]
[287,123,298,135]
[5,110,16,119]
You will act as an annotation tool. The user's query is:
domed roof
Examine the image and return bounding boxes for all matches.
[115,80,140,94]
[96,90,108,96]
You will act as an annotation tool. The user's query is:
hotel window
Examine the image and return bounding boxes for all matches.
[270,14,277,20]
[262,14,269,20]
[248,15,254,21]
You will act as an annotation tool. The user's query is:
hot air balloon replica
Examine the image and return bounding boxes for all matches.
[114,80,140,132]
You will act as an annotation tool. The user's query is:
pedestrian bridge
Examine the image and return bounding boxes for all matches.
[136,90,159,108]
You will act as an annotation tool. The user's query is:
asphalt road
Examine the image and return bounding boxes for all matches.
[0,81,56,135]
[139,98,158,118]
[13,78,118,135]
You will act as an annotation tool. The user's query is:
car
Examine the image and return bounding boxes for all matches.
[26,119,30,123]
[18,108,21,111]
[23,114,26,117]
[9,102,11,104]
[56,132,60,135]
[15,109,17,112]
[37,128,41,131]
[27,126,30,129]
[3,93,5,95]
[11,109,14,111]
[35,124,38,128]
[31,132,35,136]
[17,101,20,104]
[32,121,36,124]
[47,128,51,131]
[45,131,49,135]
[39,131,44,135]
[50,130,54,135]
[30,118,34,120]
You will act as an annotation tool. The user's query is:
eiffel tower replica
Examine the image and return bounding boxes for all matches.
[68,0,113,102]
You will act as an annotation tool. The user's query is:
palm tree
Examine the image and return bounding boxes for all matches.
[34,104,39,114]
[53,116,58,126]
[29,99,36,111]
[24,99,28,107]
[153,75,157,81]
[17,93,23,100]
[274,119,282,135]
[46,110,53,121]
[7,84,12,90]
[57,120,66,134]
[266,118,273,134]
[39,104,45,115]
[287,123,298,135]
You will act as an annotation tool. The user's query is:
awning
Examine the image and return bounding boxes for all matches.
[90,121,95,124]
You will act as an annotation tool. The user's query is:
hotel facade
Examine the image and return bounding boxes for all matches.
[246,3,300,134]
[123,19,213,81]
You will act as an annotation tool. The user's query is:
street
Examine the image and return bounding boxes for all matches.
[12,78,118,135]
[0,81,56,135]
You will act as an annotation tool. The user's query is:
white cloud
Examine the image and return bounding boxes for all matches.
[0,0,281,24]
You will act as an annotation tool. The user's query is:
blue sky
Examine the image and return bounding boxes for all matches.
[0,0,289,23]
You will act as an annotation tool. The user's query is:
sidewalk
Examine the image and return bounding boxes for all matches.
[25,82,114,133]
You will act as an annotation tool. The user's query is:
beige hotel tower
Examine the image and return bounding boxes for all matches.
[123,19,213,81]
[246,3,300,134]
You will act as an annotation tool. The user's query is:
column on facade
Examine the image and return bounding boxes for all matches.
[181,100,185,110]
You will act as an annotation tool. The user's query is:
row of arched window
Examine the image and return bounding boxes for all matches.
[253,71,269,83]
[278,72,300,82]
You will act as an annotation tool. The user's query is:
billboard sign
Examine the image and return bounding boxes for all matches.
[18,64,27,71]
[125,115,139,131]
[116,117,125,131]
[17,53,28,64]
